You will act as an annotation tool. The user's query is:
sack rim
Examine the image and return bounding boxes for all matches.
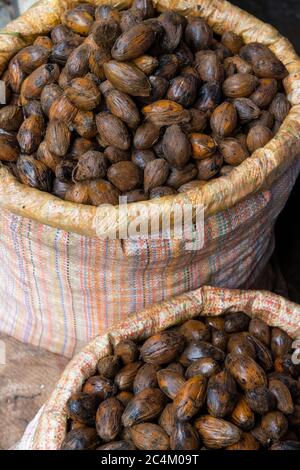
[0,0,300,238]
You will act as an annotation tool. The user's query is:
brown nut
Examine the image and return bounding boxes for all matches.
[132,149,156,169]
[207,370,238,418]
[107,161,141,192]
[218,138,249,166]
[61,427,99,450]
[141,331,185,365]
[184,17,213,51]
[46,120,70,157]
[65,77,101,111]
[167,75,198,108]
[166,164,198,189]
[62,8,94,36]
[131,423,170,450]
[115,339,139,364]
[225,353,267,391]
[195,415,242,449]
[269,93,290,122]
[21,64,60,100]
[173,376,207,422]
[162,124,191,169]
[246,125,273,153]
[16,45,50,74]
[261,411,288,440]
[210,102,237,138]
[195,81,222,112]
[133,364,159,394]
[133,55,158,75]
[221,31,244,55]
[114,361,143,390]
[0,105,23,131]
[233,97,261,123]
[134,122,160,149]
[17,155,53,192]
[122,388,166,427]
[157,369,185,400]
[250,78,278,108]
[190,134,217,160]
[231,397,255,431]
[96,112,131,150]
[73,151,108,182]
[97,355,122,379]
[65,182,90,204]
[170,422,200,450]
[196,153,223,181]
[88,179,120,206]
[104,61,151,97]
[144,158,169,193]
[17,115,44,154]
[96,397,124,442]
[149,186,177,199]
[66,392,100,426]
[142,100,190,127]
[105,88,140,129]
[112,23,156,61]
[104,146,130,164]
[223,73,259,98]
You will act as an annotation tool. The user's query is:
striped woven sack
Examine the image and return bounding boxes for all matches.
[1,1,300,357]
[14,286,300,450]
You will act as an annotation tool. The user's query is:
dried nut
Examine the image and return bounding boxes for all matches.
[88,44,111,81]
[162,124,191,169]
[141,331,185,365]
[218,138,249,166]
[73,111,97,139]
[120,9,143,32]
[132,149,156,169]
[271,328,292,357]
[112,23,156,61]
[181,109,207,133]
[133,55,158,75]
[107,161,141,192]
[248,318,270,347]
[0,105,23,131]
[205,316,225,330]
[49,95,78,125]
[249,110,275,129]
[37,141,61,172]
[115,339,139,364]
[52,178,71,199]
[226,432,260,451]
[227,333,256,358]
[157,369,185,399]
[224,55,253,75]
[225,353,267,391]
[65,77,101,111]
[104,146,130,164]
[170,422,200,450]
[231,397,255,431]
[16,45,50,74]
[97,355,122,379]
[173,376,207,421]
[50,36,84,65]
[17,156,52,192]
[66,392,100,426]
[159,404,175,436]
[245,387,276,415]
[96,112,131,150]
[149,186,177,198]
[269,379,294,415]
[224,312,250,333]
[21,64,60,100]
[195,415,242,449]
[178,180,207,192]
[195,51,223,83]
[175,41,194,67]
[96,397,124,442]
[233,97,261,122]
[246,125,273,152]
[114,362,143,390]
[154,54,179,80]
[83,375,116,399]
[240,43,288,79]
[133,0,156,19]
[46,120,70,157]
[250,78,278,108]
[167,75,198,107]
[90,19,121,50]
[180,341,225,367]
[133,364,159,394]
[269,93,290,122]
[105,88,140,129]
[207,370,238,418]
[185,358,219,379]
[248,335,273,371]
[73,151,107,181]
[223,73,259,98]
[117,391,134,408]
[50,24,75,43]
[131,423,170,450]
[179,320,210,342]
[65,44,90,78]
[17,115,44,154]
[143,100,190,127]
[65,182,90,204]
[88,179,120,206]
[134,122,160,149]
[95,4,121,22]
[221,31,244,55]
[62,8,94,36]
[190,134,217,160]
[8,57,26,93]
[195,81,222,112]
[122,388,166,427]
[167,164,198,189]
[122,189,148,203]
[144,158,169,193]
[210,102,237,137]
[104,61,151,97]
[185,17,213,51]
[196,153,223,181]
[261,411,288,440]
[61,427,99,450]
[140,75,169,104]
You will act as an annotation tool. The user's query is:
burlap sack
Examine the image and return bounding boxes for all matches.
[1,1,300,357]
[15,286,300,450]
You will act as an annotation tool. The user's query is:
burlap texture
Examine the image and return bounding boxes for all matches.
[14,286,300,450]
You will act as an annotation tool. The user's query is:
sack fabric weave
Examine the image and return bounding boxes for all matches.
[14,286,300,450]
[0,0,300,356]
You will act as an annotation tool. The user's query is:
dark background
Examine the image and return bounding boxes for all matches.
[234,0,300,301]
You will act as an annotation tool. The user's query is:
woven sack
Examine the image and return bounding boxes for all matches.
[1,0,300,357]
[15,286,300,450]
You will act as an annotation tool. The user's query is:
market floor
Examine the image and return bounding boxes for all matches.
[0,334,68,449]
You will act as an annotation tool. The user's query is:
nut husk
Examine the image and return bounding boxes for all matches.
[210,102,237,137]
[173,376,207,421]
[196,153,223,180]
[190,134,217,160]
[162,124,191,169]
[131,423,170,450]
[133,364,159,394]
[95,397,124,442]
[90,18,121,50]
[115,339,139,364]
[157,369,185,399]
[114,361,143,391]
[122,388,166,427]
[65,77,101,111]
[184,17,213,51]
[246,125,273,153]
[112,22,156,61]
[144,158,169,193]
[269,93,290,122]
[167,75,198,107]
[73,151,108,181]
[195,81,222,112]
[104,61,151,97]
[21,64,60,100]
[73,110,97,139]
[195,415,242,449]
[141,331,185,365]
[96,112,131,151]
[0,105,23,131]
[46,120,70,157]
[17,155,53,192]
[107,161,141,192]
[143,100,190,127]
[133,121,160,149]
[105,88,140,129]
[223,73,259,98]
[225,353,267,391]
[17,115,44,154]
